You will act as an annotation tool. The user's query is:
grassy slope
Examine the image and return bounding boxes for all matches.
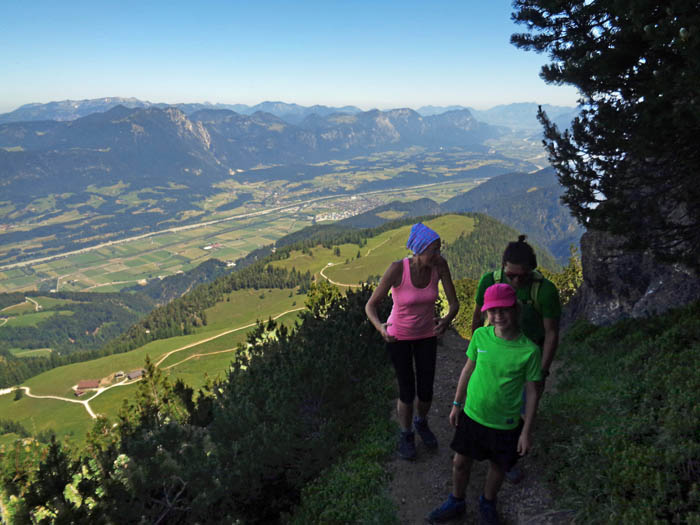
[0,395,92,442]
[271,214,475,284]
[534,301,700,522]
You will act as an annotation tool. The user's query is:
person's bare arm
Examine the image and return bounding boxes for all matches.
[365,261,402,342]
[435,257,460,336]
[518,380,541,455]
[449,357,475,427]
[540,317,560,373]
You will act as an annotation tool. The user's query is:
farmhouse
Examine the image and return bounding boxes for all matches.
[77,379,100,390]
[75,379,100,396]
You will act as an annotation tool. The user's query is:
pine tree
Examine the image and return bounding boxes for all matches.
[511,0,700,270]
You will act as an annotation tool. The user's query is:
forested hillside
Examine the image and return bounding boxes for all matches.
[442,168,583,261]
[442,213,559,280]
[0,292,154,386]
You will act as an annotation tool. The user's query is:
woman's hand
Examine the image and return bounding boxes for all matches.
[517,431,532,456]
[380,322,397,343]
[434,317,450,336]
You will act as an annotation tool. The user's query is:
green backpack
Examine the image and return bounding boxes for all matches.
[493,268,543,315]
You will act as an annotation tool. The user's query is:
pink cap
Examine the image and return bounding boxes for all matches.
[481,283,516,312]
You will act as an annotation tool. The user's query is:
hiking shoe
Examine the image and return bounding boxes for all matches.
[414,416,438,449]
[397,430,416,460]
[478,495,500,525]
[504,465,524,484]
[426,493,465,523]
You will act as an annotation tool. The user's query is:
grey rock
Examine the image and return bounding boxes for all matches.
[562,229,700,327]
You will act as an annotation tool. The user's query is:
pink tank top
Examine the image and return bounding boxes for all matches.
[386,258,439,340]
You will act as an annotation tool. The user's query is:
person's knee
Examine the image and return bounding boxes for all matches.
[453,453,471,473]
[488,460,505,478]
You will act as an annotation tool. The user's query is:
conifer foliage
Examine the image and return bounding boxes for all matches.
[511,0,700,270]
[1,286,392,523]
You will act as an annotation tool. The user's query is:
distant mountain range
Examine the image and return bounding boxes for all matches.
[0,98,363,125]
[419,103,579,130]
[0,105,501,202]
[0,97,577,130]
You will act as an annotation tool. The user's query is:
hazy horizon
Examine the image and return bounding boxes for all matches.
[1,96,578,116]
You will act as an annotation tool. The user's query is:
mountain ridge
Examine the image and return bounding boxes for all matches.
[1,97,577,130]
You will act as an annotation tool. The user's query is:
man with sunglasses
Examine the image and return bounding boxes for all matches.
[471,235,561,483]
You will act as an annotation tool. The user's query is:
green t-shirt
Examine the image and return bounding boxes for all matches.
[475,270,561,345]
[465,326,542,430]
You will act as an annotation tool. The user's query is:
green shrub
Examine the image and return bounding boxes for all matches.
[536,301,700,523]
[290,384,398,525]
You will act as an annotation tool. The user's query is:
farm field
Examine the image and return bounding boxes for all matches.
[0,394,93,445]
[0,147,502,294]
[9,348,53,358]
[3,310,72,328]
[1,301,36,315]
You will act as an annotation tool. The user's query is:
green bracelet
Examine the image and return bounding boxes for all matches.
[452,401,463,408]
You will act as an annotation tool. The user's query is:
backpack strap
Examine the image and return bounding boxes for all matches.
[529,270,543,315]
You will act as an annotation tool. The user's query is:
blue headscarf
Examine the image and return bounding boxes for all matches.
[406,223,440,255]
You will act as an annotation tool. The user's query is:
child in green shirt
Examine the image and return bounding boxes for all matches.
[427,283,542,525]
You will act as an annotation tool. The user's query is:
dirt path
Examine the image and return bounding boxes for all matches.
[17,386,97,418]
[386,329,573,524]
[319,263,359,288]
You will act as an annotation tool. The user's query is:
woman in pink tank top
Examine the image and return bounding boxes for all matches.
[365,223,459,460]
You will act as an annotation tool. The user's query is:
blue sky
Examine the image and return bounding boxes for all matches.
[0,1,579,113]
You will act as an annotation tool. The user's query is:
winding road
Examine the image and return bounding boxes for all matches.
[319,262,359,288]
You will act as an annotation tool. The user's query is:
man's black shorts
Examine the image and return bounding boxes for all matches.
[450,411,523,472]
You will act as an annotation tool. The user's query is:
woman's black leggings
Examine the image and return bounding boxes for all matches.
[387,336,437,404]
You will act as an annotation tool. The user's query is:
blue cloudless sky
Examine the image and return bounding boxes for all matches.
[0,1,580,113]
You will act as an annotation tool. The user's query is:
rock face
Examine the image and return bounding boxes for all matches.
[563,229,700,327]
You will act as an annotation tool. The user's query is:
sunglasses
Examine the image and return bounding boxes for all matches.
[505,271,531,280]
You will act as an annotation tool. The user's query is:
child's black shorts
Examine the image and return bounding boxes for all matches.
[450,411,523,472]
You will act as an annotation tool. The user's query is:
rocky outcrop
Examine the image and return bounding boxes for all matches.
[562,229,700,327]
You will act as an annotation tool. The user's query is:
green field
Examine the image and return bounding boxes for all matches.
[32,296,79,309]
[0,433,22,448]
[10,348,53,358]
[0,395,93,444]
[3,310,73,327]
[1,301,35,315]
